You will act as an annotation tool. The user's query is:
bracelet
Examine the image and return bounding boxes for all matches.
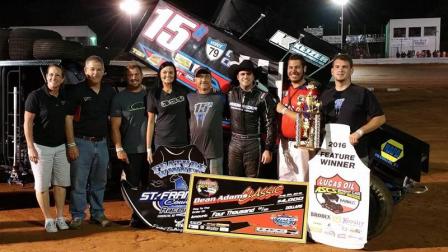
[280,107,288,115]
[67,142,77,148]
[116,147,124,153]
[356,129,364,137]
[147,148,152,153]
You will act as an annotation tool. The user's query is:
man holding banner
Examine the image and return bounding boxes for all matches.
[321,54,386,163]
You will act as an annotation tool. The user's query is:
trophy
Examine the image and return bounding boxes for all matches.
[294,84,321,149]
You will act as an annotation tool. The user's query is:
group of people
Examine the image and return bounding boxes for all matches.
[24,53,385,232]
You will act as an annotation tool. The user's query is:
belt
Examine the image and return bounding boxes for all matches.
[231,132,260,140]
[76,135,104,142]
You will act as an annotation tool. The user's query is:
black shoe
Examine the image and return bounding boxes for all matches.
[129,217,147,229]
[90,215,111,227]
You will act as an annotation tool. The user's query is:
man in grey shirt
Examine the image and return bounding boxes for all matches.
[187,68,225,174]
[110,63,148,227]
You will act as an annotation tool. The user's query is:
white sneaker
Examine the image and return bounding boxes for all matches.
[45,219,58,233]
[55,217,69,230]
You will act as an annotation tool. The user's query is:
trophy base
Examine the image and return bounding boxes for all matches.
[293,140,319,150]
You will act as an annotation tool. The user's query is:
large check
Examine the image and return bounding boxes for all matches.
[184,174,308,243]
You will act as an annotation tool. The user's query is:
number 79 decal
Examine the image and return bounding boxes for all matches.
[143,7,199,52]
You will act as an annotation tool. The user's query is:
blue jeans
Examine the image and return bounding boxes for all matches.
[70,138,109,219]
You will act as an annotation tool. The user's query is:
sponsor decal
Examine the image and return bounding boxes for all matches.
[152,159,207,178]
[192,185,284,206]
[139,175,189,217]
[206,38,227,61]
[314,174,361,214]
[196,179,219,197]
[381,139,404,163]
[271,214,297,227]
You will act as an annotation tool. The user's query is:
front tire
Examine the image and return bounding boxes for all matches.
[368,174,393,240]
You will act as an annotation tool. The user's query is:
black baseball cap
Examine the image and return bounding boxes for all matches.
[195,67,211,77]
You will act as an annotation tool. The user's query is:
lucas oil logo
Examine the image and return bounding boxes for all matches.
[196,179,219,197]
[206,38,227,61]
[314,174,361,214]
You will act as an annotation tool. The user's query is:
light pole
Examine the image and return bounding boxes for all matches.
[332,0,349,49]
[120,0,141,37]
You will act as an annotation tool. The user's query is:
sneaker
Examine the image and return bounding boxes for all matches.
[90,215,111,228]
[69,217,83,230]
[45,219,58,233]
[55,217,69,230]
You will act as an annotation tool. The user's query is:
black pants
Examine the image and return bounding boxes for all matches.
[124,153,149,189]
[228,137,260,178]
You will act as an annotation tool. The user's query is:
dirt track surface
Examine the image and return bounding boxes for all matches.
[1,86,448,252]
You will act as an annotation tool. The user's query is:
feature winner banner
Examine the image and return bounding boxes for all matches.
[308,124,370,249]
[121,145,208,232]
[127,0,279,93]
[184,174,308,243]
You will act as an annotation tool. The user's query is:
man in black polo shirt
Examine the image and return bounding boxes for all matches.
[65,55,116,229]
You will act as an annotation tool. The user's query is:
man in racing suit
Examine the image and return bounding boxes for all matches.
[228,60,276,177]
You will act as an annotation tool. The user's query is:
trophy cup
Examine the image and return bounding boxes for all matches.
[294,84,321,149]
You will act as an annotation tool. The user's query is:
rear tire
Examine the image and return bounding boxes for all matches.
[368,174,393,240]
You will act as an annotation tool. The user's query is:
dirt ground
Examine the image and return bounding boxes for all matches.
[1,86,447,252]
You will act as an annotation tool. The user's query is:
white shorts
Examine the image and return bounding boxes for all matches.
[278,137,310,182]
[30,143,70,192]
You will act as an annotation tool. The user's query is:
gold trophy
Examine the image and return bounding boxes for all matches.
[294,84,321,149]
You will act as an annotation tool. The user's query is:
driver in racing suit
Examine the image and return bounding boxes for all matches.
[228,60,276,177]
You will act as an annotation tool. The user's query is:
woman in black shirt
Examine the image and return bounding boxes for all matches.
[24,65,70,233]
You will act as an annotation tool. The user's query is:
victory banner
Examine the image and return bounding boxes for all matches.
[121,145,208,232]
[184,174,309,243]
[308,124,370,249]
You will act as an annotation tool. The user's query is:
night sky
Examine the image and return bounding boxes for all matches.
[1,0,447,49]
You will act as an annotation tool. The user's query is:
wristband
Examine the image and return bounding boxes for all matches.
[67,142,77,148]
[116,147,124,153]
[356,129,364,137]
[147,148,152,153]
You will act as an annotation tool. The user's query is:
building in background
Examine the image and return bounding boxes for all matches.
[385,18,441,58]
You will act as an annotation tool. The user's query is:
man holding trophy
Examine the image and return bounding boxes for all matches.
[277,54,320,182]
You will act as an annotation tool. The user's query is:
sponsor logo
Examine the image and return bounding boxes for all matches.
[193,102,213,127]
[129,101,145,112]
[272,214,297,227]
[196,179,219,197]
[315,174,361,214]
[160,96,185,107]
[381,139,404,163]
[131,47,145,58]
[83,97,92,102]
[152,159,207,178]
[193,185,284,206]
[139,175,189,216]
[310,211,330,220]
[238,185,284,205]
[206,38,227,61]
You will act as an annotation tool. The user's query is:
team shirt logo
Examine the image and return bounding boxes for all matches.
[334,98,345,116]
[193,102,213,127]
